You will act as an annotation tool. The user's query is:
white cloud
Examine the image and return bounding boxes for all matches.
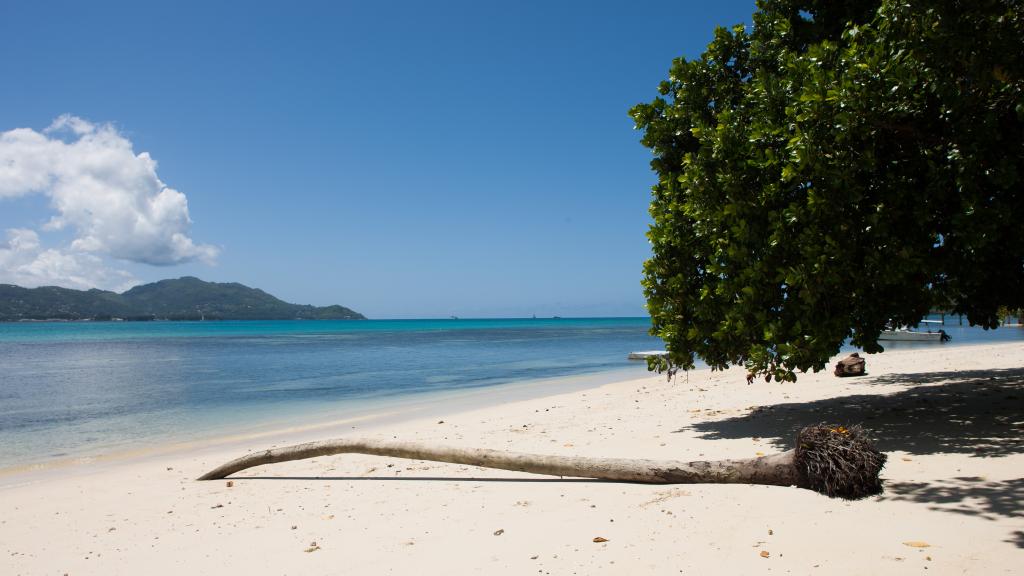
[0,115,218,267]
[0,228,138,291]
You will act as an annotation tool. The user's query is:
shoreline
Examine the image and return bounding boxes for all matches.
[2,342,1021,574]
[0,365,652,485]
[3,339,1019,482]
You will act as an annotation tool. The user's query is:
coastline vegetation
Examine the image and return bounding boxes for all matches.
[0,276,365,321]
[631,0,1023,381]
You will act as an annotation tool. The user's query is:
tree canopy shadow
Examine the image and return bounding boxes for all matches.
[682,367,1024,457]
[681,367,1023,545]
[862,367,1024,387]
[882,477,1024,548]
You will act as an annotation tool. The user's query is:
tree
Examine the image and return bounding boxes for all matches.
[630,0,1024,381]
[198,425,886,499]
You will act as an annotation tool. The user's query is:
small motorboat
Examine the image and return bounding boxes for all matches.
[628,350,668,360]
[879,320,950,342]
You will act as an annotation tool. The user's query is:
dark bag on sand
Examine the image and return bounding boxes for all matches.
[834,353,865,377]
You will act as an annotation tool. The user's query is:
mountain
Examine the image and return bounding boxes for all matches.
[0,277,365,321]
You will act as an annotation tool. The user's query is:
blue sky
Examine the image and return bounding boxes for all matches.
[0,0,754,318]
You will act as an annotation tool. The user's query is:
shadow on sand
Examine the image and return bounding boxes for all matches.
[882,476,1024,547]
[681,366,1024,545]
[683,367,1024,457]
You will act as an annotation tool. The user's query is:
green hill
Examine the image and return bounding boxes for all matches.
[0,277,365,321]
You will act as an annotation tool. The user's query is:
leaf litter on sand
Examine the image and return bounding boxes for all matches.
[640,487,691,507]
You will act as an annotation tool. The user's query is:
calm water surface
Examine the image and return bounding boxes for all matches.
[0,316,1019,467]
[0,318,662,466]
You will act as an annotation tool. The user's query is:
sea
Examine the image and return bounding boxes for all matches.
[0,316,1021,468]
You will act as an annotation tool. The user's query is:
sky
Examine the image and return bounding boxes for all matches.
[0,0,755,318]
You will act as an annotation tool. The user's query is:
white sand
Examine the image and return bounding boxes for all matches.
[1,342,1021,574]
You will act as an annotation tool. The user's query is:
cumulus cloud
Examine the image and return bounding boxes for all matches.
[0,228,137,291]
[0,115,218,266]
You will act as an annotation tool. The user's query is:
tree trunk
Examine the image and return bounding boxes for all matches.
[199,438,798,484]
[197,425,885,499]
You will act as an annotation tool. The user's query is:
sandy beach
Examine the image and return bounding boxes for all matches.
[2,342,1021,575]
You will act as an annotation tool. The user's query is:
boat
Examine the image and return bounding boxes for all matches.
[879,321,950,342]
[628,350,668,360]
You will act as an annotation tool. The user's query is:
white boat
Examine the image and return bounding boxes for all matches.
[879,323,950,342]
[628,350,667,360]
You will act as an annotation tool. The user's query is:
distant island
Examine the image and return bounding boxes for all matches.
[0,277,365,321]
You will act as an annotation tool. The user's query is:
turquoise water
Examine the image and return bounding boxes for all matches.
[0,316,1020,468]
[0,318,663,466]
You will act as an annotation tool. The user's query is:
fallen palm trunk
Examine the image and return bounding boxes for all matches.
[198,424,886,500]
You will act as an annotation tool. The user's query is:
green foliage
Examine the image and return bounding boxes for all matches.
[0,277,365,321]
[631,0,1024,381]
[996,305,1023,323]
[0,285,127,320]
